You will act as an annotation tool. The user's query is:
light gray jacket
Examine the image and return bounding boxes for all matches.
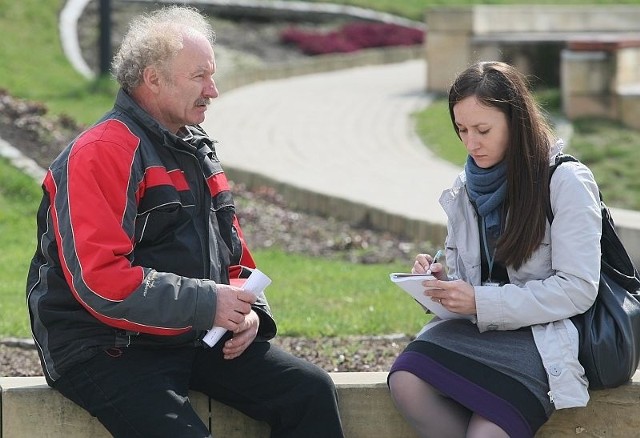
[435,146,602,409]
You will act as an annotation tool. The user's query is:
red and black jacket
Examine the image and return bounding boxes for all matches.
[27,90,276,385]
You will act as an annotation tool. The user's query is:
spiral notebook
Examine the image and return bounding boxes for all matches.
[389,273,473,320]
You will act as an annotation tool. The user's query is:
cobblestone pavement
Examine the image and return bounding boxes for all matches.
[204,59,461,227]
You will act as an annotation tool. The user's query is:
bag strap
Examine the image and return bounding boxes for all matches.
[547,154,640,290]
[546,153,579,224]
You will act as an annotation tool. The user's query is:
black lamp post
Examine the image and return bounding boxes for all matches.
[99,0,112,76]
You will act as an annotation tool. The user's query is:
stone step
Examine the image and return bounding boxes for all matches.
[2,372,640,437]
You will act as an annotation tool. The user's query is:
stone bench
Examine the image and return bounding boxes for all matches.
[560,35,640,131]
[2,372,640,437]
[1,373,415,438]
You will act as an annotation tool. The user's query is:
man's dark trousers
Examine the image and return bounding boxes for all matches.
[53,338,344,437]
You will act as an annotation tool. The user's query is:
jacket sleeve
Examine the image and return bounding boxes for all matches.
[229,215,277,340]
[47,121,216,336]
[475,162,602,331]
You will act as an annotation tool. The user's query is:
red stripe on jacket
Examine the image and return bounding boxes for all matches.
[48,120,192,335]
[206,172,256,278]
[206,172,230,195]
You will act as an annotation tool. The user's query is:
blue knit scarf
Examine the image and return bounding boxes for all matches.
[465,156,507,238]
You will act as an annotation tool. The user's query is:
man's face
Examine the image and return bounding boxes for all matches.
[155,33,218,133]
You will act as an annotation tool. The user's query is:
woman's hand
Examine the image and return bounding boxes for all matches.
[423,278,477,316]
[412,253,447,280]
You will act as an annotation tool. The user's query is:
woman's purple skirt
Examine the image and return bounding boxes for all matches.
[389,319,553,437]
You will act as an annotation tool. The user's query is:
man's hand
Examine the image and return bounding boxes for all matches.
[223,310,260,360]
[213,284,256,332]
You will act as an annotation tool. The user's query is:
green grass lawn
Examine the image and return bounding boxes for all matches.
[253,250,428,336]
[568,119,640,210]
[0,0,118,126]
[0,158,41,337]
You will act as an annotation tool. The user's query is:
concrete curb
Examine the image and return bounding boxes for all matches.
[3,373,640,437]
[0,338,35,349]
[0,136,46,182]
[59,0,94,79]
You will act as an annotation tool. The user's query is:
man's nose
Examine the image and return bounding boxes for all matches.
[204,78,219,99]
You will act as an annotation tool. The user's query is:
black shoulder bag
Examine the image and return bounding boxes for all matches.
[548,154,640,389]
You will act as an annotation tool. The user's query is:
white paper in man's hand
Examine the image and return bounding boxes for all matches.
[203,268,272,347]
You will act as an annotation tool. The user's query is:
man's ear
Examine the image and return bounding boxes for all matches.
[142,66,162,93]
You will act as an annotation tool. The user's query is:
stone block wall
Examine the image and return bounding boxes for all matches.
[425,5,640,129]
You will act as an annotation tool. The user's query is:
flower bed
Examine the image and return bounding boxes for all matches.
[280,22,425,55]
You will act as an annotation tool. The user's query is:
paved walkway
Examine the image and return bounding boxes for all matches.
[203,59,460,226]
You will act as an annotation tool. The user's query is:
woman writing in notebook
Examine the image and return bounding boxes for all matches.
[387,61,602,437]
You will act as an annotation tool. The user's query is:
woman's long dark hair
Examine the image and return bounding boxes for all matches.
[448,61,553,270]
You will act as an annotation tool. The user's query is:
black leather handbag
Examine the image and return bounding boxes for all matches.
[550,154,640,389]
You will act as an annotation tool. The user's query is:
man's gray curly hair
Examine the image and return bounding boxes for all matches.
[112,6,215,93]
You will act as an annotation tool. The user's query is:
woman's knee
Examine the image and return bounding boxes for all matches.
[388,370,427,407]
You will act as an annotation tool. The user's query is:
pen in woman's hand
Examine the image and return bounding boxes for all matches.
[426,249,443,275]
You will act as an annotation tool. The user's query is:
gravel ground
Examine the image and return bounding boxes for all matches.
[0,334,412,377]
[0,11,422,378]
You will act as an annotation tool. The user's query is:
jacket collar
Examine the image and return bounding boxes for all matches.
[114,89,168,143]
[113,89,218,159]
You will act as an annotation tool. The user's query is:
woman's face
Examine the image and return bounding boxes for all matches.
[453,95,510,168]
